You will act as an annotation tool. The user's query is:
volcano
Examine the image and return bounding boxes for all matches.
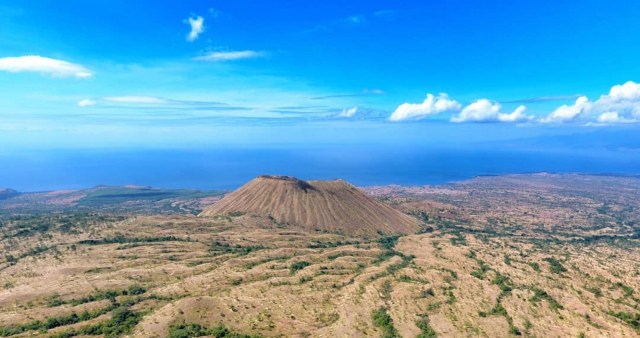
[200,175,420,236]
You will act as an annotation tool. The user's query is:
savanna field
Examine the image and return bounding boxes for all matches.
[1,174,640,337]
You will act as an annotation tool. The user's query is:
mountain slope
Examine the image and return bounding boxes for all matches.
[0,189,18,200]
[200,175,420,236]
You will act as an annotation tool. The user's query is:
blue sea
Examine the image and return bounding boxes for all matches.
[1,145,639,192]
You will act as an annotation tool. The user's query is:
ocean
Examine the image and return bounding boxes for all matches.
[1,145,639,192]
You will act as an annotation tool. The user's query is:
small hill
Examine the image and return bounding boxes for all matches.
[200,175,420,236]
[0,188,18,200]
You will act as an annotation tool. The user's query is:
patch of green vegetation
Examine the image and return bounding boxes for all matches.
[471,260,491,280]
[386,255,414,275]
[416,314,437,337]
[327,252,354,260]
[79,236,187,246]
[449,233,467,246]
[0,304,114,336]
[209,241,265,256]
[1,213,126,239]
[370,249,394,264]
[407,210,430,223]
[427,302,441,311]
[378,235,400,251]
[381,280,393,299]
[446,289,457,304]
[437,268,458,280]
[168,323,261,338]
[227,211,246,217]
[307,240,360,249]
[49,306,144,338]
[0,285,154,338]
[290,261,311,274]
[479,301,520,336]
[530,287,563,310]
[371,307,400,338]
[527,261,541,272]
[608,311,640,330]
[543,257,567,274]
[2,245,53,266]
[612,281,634,297]
[492,272,513,293]
[47,285,146,307]
[585,286,603,297]
[298,276,312,284]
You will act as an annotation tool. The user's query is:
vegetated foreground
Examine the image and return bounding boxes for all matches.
[0,174,639,337]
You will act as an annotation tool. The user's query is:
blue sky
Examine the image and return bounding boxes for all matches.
[1,0,640,151]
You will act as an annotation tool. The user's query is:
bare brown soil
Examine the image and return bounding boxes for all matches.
[201,176,420,236]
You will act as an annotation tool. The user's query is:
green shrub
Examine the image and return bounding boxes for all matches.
[290,261,311,274]
[608,311,640,330]
[527,261,541,272]
[416,314,437,337]
[543,257,567,274]
[471,260,491,280]
[371,307,400,338]
[530,288,563,310]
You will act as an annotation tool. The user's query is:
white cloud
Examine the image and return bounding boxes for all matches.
[0,55,92,78]
[338,106,358,118]
[498,105,530,122]
[77,99,96,107]
[451,99,530,123]
[596,111,637,124]
[104,96,169,104]
[389,93,461,121]
[541,96,590,123]
[540,81,640,124]
[605,81,640,102]
[186,16,205,42]
[195,50,264,62]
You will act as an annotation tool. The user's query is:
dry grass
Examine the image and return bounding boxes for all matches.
[1,174,640,337]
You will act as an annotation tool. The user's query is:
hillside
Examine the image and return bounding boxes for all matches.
[0,189,18,200]
[2,175,640,337]
[200,175,420,236]
[0,186,223,214]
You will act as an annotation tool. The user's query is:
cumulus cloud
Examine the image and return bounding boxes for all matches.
[541,81,640,124]
[186,16,205,42]
[596,112,637,124]
[0,55,92,78]
[389,93,461,121]
[77,99,96,107]
[451,99,530,123]
[195,50,264,62]
[391,81,640,125]
[541,96,590,123]
[606,81,640,102]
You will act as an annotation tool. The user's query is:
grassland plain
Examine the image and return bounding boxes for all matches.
[0,174,639,337]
